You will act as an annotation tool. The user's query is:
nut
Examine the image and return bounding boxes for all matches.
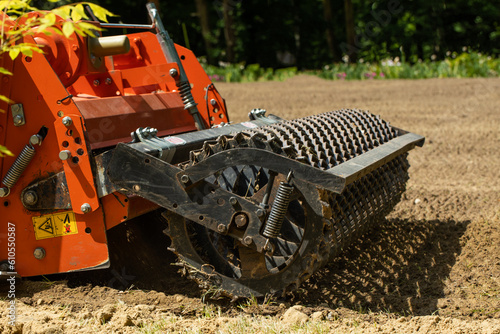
[234,213,248,228]
[62,116,72,127]
[0,187,10,197]
[59,150,72,161]
[81,203,91,213]
[23,190,38,205]
[180,175,190,184]
[13,114,23,126]
[243,236,253,245]
[30,134,42,146]
[33,247,46,260]
[169,68,178,77]
[210,99,217,106]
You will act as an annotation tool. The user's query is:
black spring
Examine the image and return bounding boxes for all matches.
[262,181,294,238]
[177,81,197,110]
[2,144,36,189]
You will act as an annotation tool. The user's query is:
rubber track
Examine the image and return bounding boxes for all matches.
[173,109,410,296]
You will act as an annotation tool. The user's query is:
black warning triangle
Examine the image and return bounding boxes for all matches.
[39,218,54,235]
[63,214,71,225]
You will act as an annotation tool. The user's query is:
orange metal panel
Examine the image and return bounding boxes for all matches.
[73,93,196,149]
[53,114,99,214]
[175,45,230,126]
[0,35,108,277]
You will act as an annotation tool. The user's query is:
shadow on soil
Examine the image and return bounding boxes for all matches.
[5,214,469,317]
[295,218,470,316]
[64,211,200,297]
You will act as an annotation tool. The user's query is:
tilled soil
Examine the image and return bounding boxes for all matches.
[1,76,499,333]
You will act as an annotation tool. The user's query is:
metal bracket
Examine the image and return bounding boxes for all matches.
[180,147,346,194]
[107,143,274,253]
[130,127,175,162]
[11,104,25,126]
[248,108,266,120]
[21,172,72,211]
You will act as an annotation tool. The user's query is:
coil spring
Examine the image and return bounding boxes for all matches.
[262,181,294,238]
[177,81,197,110]
[2,144,36,189]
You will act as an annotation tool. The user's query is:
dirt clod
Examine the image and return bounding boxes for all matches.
[282,306,309,325]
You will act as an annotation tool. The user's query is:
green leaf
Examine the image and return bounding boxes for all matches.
[9,48,20,60]
[40,12,56,26]
[52,7,71,20]
[0,94,14,104]
[0,145,14,157]
[62,21,74,37]
[71,4,87,22]
[88,3,115,23]
[0,68,13,76]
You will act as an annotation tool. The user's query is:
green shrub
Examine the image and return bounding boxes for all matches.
[202,52,500,83]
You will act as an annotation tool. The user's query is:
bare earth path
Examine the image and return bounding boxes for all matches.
[1,76,499,333]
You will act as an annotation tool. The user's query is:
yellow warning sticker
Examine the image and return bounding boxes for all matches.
[32,211,78,240]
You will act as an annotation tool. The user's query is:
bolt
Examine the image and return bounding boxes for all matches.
[105,78,112,85]
[33,247,46,260]
[169,68,178,77]
[133,184,141,192]
[234,213,248,229]
[59,150,72,160]
[62,116,72,127]
[0,187,10,197]
[30,134,42,146]
[229,197,238,205]
[264,239,275,255]
[59,150,71,161]
[180,175,190,184]
[11,104,19,112]
[217,224,227,233]
[256,209,265,218]
[93,79,100,86]
[81,203,91,213]
[210,99,217,106]
[243,236,253,245]
[13,114,23,125]
[23,190,38,205]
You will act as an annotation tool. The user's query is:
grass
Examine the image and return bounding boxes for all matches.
[202,52,500,83]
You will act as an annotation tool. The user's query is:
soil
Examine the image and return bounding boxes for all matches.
[1,76,499,333]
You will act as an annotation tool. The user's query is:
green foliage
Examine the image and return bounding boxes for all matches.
[318,52,500,80]
[203,62,297,83]
[0,1,113,157]
[202,52,500,83]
